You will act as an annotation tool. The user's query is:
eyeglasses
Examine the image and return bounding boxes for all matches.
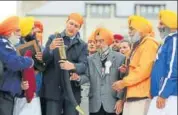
[95,39,104,44]
[88,40,96,44]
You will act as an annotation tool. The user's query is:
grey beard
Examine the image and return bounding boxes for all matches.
[158,27,171,39]
[97,46,109,54]
[130,32,141,44]
[8,36,20,46]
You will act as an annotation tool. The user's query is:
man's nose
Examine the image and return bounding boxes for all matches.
[96,42,100,46]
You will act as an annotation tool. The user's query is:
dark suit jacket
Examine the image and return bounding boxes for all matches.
[40,31,88,103]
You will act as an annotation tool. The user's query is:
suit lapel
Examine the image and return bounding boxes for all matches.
[67,38,78,51]
[104,50,116,78]
[107,50,116,65]
[93,53,102,77]
[92,50,116,78]
[67,34,82,53]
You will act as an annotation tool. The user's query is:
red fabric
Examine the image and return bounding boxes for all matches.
[23,50,36,103]
[113,34,124,41]
[34,20,43,32]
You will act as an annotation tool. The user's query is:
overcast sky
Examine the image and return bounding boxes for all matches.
[0,1,17,22]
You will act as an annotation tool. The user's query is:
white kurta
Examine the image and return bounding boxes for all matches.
[123,98,151,115]
[13,96,41,115]
[147,96,177,115]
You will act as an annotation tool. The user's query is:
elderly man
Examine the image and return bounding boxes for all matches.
[87,31,97,55]
[13,17,44,115]
[147,10,177,115]
[112,16,159,115]
[0,16,34,115]
[71,27,126,115]
[41,13,88,115]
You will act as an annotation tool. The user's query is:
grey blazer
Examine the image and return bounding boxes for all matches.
[80,50,126,113]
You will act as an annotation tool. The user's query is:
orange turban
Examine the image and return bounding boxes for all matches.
[159,10,177,29]
[68,13,84,26]
[94,27,113,46]
[128,15,154,36]
[34,20,43,32]
[88,31,95,42]
[0,16,19,36]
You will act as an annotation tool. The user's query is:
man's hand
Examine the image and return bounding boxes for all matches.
[21,81,29,90]
[112,80,125,92]
[70,73,80,81]
[118,64,127,73]
[156,96,166,109]
[59,60,75,70]
[35,51,43,61]
[49,38,63,50]
[114,100,124,115]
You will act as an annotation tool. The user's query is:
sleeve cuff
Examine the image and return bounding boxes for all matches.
[159,93,169,99]
[29,58,34,68]
[121,78,127,87]
[77,77,81,82]
[73,63,78,72]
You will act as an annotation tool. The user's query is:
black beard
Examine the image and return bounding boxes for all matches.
[112,46,119,51]
[24,34,36,42]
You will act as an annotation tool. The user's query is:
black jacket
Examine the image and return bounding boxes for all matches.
[40,31,88,102]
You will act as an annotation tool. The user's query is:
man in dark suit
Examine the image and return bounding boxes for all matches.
[40,13,88,115]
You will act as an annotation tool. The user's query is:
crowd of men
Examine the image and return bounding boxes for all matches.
[0,9,177,115]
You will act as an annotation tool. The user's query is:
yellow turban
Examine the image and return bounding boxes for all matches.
[94,27,113,46]
[67,13,84,26]
[20,17,35,37]
[128,15,154,36]
[159,10,177,29]
[146,19,155,37]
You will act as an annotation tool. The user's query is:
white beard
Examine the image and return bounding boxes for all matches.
[8,35,20,46]
[158,27,170,39]
[130,32,141,43]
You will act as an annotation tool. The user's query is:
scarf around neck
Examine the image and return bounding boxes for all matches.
[99,46,110,62]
